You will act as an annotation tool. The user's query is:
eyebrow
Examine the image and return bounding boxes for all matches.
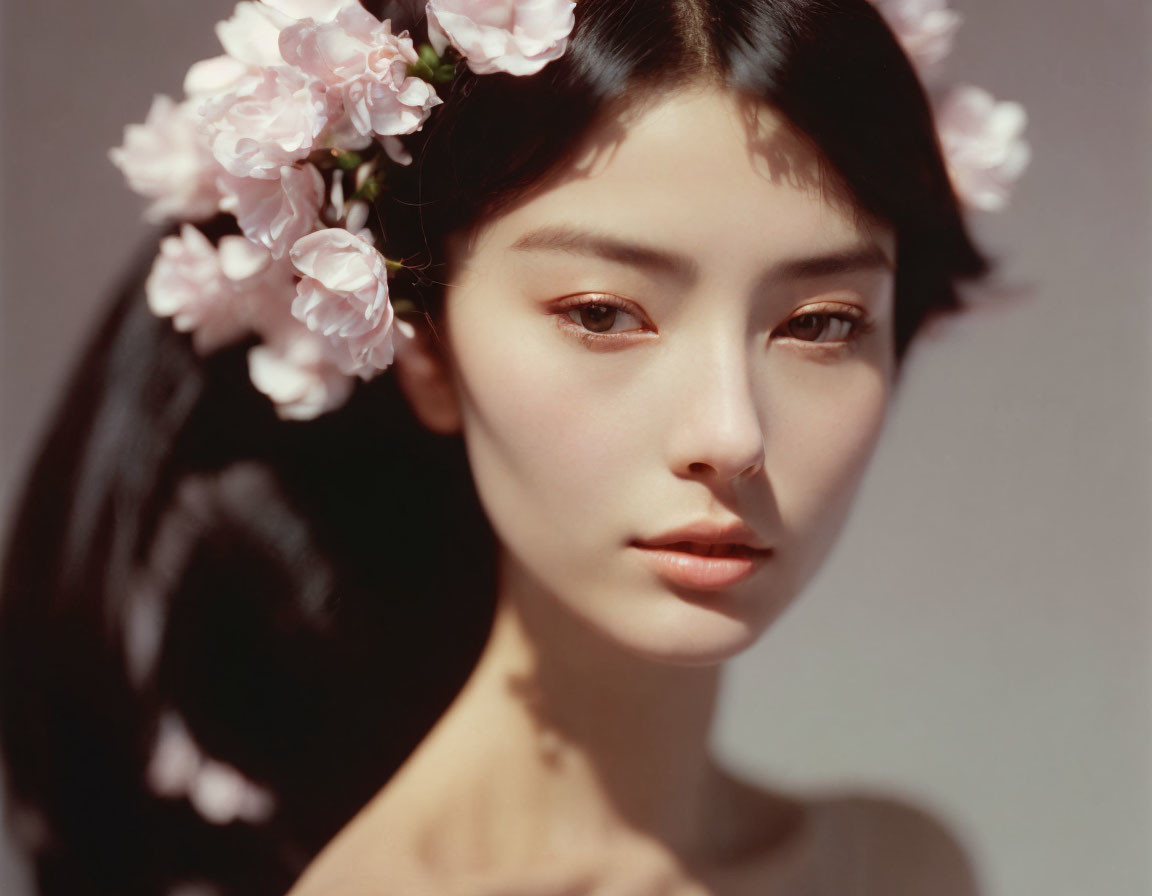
[776,244,893,279]
[508,224,893,284]
[510,225,698,281]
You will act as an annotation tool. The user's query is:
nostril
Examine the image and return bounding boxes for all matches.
[685,459,762,480]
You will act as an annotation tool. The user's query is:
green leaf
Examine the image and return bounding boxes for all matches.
[417,43,441,69]
[432,63,457,84]
[351,179,383,202]
[335,151,363,171]
[407,59,435,82]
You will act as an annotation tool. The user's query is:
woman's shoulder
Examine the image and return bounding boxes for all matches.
[820,790,982,894]
[719,777,983,896]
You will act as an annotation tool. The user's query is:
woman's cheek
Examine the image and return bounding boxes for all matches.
[458,328,619,486]
[772,364,891,588]
[447,306,641,570]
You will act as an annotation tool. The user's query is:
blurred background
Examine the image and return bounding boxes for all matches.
[1,1,1149,894]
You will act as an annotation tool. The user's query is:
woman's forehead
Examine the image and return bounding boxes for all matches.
[467,84,894,271]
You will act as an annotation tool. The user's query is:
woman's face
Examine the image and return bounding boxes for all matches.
[434,83,896,666]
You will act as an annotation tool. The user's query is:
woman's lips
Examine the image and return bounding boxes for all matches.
[629,541,770,590]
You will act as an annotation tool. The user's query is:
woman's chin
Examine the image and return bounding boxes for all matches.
[591,588,791,667]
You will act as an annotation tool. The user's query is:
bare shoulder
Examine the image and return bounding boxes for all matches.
[814,790,984,896]
[713,773,982,895]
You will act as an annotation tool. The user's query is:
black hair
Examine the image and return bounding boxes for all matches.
[0,1,987,893]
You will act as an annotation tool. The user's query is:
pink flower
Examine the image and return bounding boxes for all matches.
[379,134,413,166]
[279,7,441,138]
[147,711,275,825]
[109,95,224,223]
[212,0,360,68]
[147,712,201,799]
[427,0,576,76]
[264,0,360,20]
[191,0,366,100]
[872,0,961,75]
[289,228,395,376]
[202,65,332,179]
[145,225,296,353]
[218,163,325,258]
[190,759,276,826]
[146,226,250,352]
[323,168,374,235]
[247,320,355,419]
[936,85,1030,212]
[184,54,256,101]
[215,1,295,68]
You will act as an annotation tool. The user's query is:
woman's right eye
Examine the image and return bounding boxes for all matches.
[558,296,650,336]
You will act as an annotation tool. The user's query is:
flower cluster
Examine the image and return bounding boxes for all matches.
[147,711,275,826]
[111,0,576,419]
[872,0,1031,212]
[112,0,1026,419]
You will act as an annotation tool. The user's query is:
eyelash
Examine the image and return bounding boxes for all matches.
[553,296,874,351]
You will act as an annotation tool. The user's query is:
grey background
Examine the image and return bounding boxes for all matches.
[2,1,1149,894]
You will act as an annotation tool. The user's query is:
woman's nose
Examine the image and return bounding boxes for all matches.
[664,341,766,485]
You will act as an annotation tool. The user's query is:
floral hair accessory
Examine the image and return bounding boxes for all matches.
[111,0,1026,420]
[427,0,577,75]
[872,0,1031,212]
[147,711,275,826]
[111,0,576,420]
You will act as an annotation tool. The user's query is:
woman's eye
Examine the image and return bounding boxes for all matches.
[564,301,646,334]
[779,310,864,344]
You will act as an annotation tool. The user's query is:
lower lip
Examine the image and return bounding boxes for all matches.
[629,544,769,591]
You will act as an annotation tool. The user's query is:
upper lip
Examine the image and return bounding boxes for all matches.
[633,521,771,553]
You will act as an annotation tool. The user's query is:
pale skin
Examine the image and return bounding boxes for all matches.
[288,82,981,895]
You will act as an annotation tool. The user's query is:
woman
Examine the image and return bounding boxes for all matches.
[1,0,1000,892]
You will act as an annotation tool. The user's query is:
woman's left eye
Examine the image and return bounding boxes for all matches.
[775,307,869,345]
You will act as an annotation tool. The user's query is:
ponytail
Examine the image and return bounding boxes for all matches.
[0,218,496,894]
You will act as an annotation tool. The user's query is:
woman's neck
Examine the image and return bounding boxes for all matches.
[373,553,736,871]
